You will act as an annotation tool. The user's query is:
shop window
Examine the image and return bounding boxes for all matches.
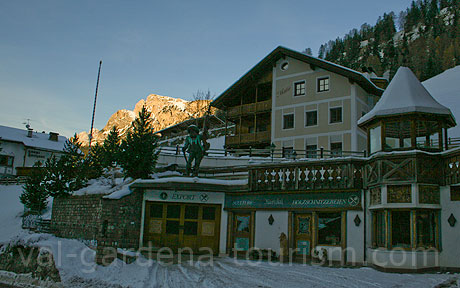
[166,220,180,234]
[391,211,411,248]
[202,207,216,220]
[451,186,460,201]
[283,113,294,129]
[330,107,342,124]
[305,110,317,127]
[372,210,386,247]
[149,204,163,218]
[317,212,342,246]
[384,121,411,150]
[167,205,181,219]
[416,211,437,248]
[185,206,199,219]
[0,155,14,167]
[184,222,198,235]
[294,81,306,96]
[369,125,381,154]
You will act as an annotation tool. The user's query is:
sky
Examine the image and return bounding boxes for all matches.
[0,0,414,137]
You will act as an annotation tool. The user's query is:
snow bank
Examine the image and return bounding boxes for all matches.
[133,177,248,186]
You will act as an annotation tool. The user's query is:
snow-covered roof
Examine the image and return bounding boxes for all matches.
[358,67,456,126]
[423,65,460,137]
[0,125,67,151]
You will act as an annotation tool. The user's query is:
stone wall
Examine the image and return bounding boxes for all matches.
[50,195,103,243]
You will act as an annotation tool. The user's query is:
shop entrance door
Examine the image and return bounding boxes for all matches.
[143,202,221,254]
[233,213,252,254]
[294,213,312,257]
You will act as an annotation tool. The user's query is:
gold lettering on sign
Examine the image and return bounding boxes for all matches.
[202,222,215,236]
[149,220,162,234]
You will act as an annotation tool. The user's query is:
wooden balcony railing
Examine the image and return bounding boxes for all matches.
[225,131,271,146]
[249,159,364,191]
[227,100,272,118]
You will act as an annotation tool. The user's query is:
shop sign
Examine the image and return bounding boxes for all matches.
[145,190,224,204]
[225,192,361,209]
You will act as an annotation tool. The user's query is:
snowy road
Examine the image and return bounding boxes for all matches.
[138,258,455,288]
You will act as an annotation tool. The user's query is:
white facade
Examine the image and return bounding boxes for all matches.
[0,126,67,176]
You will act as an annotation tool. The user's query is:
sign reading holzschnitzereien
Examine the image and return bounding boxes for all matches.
[225,192,361,209]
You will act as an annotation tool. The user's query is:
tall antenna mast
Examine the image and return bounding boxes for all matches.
[89,60,102,150]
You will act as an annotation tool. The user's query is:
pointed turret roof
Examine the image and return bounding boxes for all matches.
[358,67,456,127]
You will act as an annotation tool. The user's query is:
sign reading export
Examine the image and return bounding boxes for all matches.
[225,192,361,209]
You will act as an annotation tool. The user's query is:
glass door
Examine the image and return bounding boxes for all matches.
[295,213,312,257]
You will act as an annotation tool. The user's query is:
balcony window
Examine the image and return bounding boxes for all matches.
[283,113,294,130]
[318,212,342,246]
[305,111,317,127]
[294,81,306,96]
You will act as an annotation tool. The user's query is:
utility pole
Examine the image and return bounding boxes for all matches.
[89,60,102,150]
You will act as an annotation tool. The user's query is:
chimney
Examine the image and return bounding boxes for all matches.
[27,128,33,138]
[49,132,59,142]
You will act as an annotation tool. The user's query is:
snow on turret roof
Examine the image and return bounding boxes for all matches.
[0,125,67,151]
[358,67,455,126]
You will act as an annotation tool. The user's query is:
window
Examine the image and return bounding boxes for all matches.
[294,81,306,96]
[373,211,386,247]
[305,111,317,127]
[282,147,294,158]
[149,204,163,218]
[318,212,342,245]
[384,121,411,150]
[317,77,329,92]
[416,211,437,248]
[372,209,439,250]
[306,145,317,159]
[330,107,342,124]
[0,155,13,167]
[391,211,411,248]
[283,113,294,129]
[330,142,342,157]
[369,125,382,154]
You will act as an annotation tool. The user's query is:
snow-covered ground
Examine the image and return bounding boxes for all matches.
[423,65,460,138]
[0,184,458,287]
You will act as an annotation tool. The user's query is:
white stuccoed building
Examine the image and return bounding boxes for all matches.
[0,125,67,176]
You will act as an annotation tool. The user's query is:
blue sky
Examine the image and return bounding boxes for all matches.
[0,0,413,137]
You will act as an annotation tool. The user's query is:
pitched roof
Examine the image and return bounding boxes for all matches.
[211,46,384,109]
[0,125,67,151]
[358,67,456,127]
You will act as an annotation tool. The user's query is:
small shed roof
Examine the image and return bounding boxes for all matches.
[358,67,456,127]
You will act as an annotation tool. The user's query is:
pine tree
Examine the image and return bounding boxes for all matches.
[102,126,121,167]
[20,164,48,214]
[120,106,159,179]
[85,142,104,179]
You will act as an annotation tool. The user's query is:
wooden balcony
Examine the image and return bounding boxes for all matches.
[225,131,271,147]
[249,158,364,191]
[227,99,272,118]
